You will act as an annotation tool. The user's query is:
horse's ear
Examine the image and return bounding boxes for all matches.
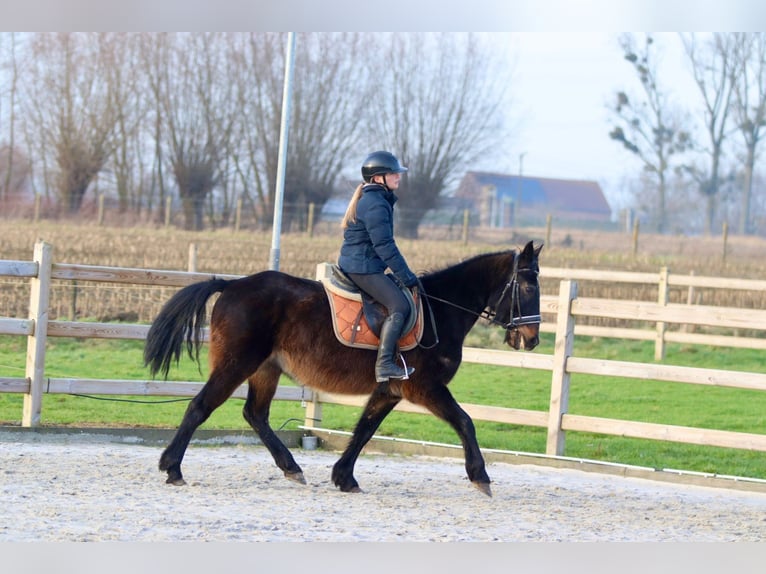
[520,241,542,262]
[521,240,536,258]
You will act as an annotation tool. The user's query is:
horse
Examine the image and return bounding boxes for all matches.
[144,240,542,496]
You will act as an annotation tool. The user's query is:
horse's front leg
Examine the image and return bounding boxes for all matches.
[332,385,400,493]
[407,384,492,496]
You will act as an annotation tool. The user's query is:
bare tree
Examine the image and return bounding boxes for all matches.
[103,33,147,214]
[150,33,237,230]
[225,33,280,228]
[1,33,20,204]
[227,33,371,230]
[19,33,127,213]
[285,33,372,228]
[609,34,692,234]
[137,33,171,221]
[731,33,766,235]
[681,33,738,235]
[368,33,511,238]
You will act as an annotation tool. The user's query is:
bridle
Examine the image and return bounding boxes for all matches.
[486,253,541,330]
[418,252,541,347]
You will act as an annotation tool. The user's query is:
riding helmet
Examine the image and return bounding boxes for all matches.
[361,151,408,182]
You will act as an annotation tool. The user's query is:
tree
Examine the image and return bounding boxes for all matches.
[731,33,766,235]
[19,33,127,213]
[103,33,147,214]
[368,33,511,238]
[151,33,237,230]
[137,33,171,222]
[609,34,692,234]
[284,33,372,229]
[0,33,20,204]
[227,33,371,230]
[681,33,738,236]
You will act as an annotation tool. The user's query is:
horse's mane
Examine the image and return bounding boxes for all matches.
[420,249,517,284]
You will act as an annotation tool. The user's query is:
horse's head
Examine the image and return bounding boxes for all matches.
[493,241,542,351]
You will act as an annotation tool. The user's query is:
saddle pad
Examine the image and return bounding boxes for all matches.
[322,283,424,351]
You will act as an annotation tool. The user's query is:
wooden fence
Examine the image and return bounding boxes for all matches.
[1,240,765,462]
[540,266,766,359]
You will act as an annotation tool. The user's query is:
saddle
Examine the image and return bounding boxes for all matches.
[317,263,423,351]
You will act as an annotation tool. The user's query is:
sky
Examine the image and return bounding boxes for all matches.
[493,32,697,211]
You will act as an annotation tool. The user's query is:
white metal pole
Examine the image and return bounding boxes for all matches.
[269,32,296,271]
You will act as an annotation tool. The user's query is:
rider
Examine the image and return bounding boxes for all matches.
[338,151,418,384]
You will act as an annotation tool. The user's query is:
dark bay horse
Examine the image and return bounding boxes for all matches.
[144,241,542,496]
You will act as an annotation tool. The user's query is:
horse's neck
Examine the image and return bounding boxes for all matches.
[429,254,509,311]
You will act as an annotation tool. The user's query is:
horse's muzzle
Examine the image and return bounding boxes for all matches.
[505,324,539,351]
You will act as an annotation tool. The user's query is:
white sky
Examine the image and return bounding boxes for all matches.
[493,32,699,210]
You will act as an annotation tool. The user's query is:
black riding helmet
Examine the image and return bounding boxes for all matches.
[361,151,408,183]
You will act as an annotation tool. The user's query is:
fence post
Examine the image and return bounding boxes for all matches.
[234,197,242,232]
[631,219,640,258]
[97,194,105,226]
[164,196,172,228]
[461,209,470,245]
[307,203,315,237]
[721,221,729,264]
[33,194,41,222]
[23,241,53,427]
[546,279,577,456]
[545,214,552,247]
[655,267,669,360]
[188,243,198,272]
[304,392,323,429]
[682,270,696,333]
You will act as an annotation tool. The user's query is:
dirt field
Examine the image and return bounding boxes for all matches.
[2,435,765,542]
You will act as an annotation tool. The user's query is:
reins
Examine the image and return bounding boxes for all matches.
[417,253,541,348]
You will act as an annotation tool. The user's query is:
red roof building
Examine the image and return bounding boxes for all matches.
[455,171,612,227]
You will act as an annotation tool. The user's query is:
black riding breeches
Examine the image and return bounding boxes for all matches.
[347,272,410,317]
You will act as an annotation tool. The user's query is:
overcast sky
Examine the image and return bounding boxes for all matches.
[494,32,698,209]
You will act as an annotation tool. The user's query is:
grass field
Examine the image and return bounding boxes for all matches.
[1,329,764,480]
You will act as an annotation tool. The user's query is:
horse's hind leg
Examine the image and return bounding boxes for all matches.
[332,386,401,493]
[242,361,305,484]
[159,368,248,485]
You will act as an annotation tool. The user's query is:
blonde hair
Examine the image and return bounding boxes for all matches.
[341,183,365,229]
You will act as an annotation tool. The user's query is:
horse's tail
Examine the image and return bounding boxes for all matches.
[144,278,230,379]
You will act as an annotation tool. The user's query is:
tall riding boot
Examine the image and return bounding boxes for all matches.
[375,312,415,383]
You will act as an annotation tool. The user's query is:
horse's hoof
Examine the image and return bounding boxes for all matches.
[166,476,187,486]
[285,471,307,485]
[472,481,492,497]
[338,483,362,493]
[339,486,363,493]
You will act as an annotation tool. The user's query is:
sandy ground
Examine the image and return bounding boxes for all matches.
[1,439,765,542]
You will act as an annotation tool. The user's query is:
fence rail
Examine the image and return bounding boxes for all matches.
[1,241,765,466]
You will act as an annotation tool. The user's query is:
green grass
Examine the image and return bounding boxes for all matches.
[1,331,765,480]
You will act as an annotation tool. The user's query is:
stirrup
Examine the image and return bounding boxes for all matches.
[399,354,412,380]
[375,354,414,383]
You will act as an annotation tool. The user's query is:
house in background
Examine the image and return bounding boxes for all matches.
[455,171,612,227]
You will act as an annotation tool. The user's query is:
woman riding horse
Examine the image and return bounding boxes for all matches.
[338,151,418,384]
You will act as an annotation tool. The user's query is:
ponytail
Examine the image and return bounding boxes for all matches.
[341,183,364,229]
